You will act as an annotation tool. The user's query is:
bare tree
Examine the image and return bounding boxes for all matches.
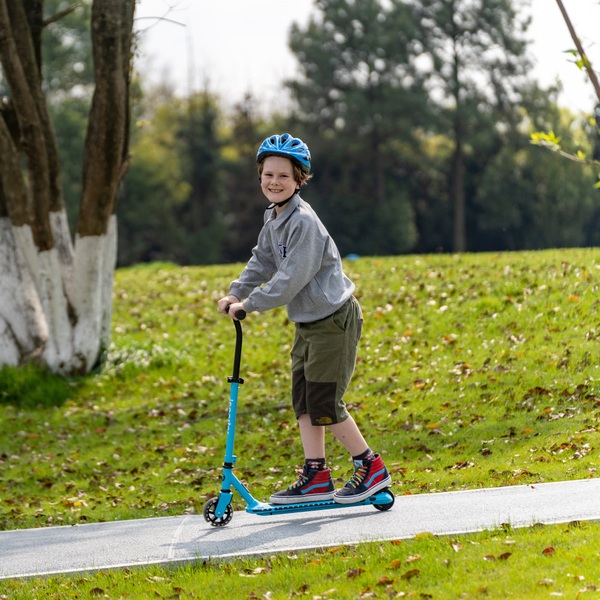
[0,0,134,374]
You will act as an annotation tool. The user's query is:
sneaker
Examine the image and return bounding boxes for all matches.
[270,465,335,504]
[333,454,392,504]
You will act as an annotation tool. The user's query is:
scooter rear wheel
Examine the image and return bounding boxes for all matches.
[373,488,395,511]
[203,497,233,526]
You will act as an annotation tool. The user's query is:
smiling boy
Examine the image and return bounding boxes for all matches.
[218,133,391,505]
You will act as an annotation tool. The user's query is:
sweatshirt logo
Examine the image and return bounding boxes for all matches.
[278,243,287,258]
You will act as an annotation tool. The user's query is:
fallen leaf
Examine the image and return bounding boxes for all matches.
[347,568,365,579]
[542,546,556,556]
[400,569,421,581]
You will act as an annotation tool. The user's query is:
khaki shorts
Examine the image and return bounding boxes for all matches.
[291,296,363,426]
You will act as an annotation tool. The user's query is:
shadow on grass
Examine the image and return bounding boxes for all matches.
[0,363,80,409]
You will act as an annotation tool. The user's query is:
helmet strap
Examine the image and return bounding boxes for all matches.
[268,191,296,210]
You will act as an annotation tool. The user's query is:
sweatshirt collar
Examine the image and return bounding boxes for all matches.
[268,193,300,227]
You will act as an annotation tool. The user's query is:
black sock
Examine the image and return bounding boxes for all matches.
[305,457,327,470]
[352,448,374,462]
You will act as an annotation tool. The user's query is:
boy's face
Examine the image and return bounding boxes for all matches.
[260,156,299,204]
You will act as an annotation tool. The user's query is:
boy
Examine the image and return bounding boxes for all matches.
[218,133,391,504]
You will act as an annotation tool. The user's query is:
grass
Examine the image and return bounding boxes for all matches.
[1,248,600,597]
[3,523,600,598]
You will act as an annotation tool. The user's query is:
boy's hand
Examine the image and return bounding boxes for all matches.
[225,302,245,320]
[218,294,240,314]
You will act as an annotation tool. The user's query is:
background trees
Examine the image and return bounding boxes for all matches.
[287,0,426,256]
[412,0,533,252]
[99,0,600,267]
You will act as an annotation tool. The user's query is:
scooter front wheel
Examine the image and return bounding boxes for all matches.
[373,488,395,511]
[203,497,233,526]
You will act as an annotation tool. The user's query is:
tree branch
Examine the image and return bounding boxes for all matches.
[43,3,82,27]
[555,0,600,105]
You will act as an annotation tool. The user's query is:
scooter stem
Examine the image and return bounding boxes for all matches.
[224,317,244,466]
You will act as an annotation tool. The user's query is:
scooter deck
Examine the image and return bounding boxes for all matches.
[245,489,393,516]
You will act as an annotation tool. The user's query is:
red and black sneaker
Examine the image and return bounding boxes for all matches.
[333,454,392,504]
[270,464,335,504]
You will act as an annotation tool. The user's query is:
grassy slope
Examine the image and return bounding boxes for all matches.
[1,248,599,597]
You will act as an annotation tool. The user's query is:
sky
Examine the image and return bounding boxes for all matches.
[133,0,600,115]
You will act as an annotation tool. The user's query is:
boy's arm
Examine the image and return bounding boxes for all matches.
[229,232,277,302]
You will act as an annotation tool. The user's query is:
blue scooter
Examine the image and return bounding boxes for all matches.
[203,309,394,527]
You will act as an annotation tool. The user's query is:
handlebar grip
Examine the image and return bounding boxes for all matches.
[226,304,246,320]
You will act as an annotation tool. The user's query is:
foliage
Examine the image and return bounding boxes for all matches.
[119,91,229,265]
[118,101,192,264]
[42,0,94,97]
[476,107,598,250]
[288,0,425,256]
[221,94,272,263]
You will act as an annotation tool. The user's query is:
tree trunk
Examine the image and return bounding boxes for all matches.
[0,0,134,374]
[451,133,467,252]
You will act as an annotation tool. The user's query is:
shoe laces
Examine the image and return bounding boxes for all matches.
[290,469,309,490]
[347,465,368,489]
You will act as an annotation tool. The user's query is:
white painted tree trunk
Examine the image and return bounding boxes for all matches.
[0,212,116,374]
[71,214,117,373]
[0,217,48,365]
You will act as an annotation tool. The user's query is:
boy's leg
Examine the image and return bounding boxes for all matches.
[298,414,326,458]
[270,332,334,504]
[270,413,334,504]
[328,415,368,456]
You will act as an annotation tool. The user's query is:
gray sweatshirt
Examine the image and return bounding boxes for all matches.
[229,194,355,323]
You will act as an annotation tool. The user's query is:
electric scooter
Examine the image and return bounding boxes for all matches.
[203,309,394,527]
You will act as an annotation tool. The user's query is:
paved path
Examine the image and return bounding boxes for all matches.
[1,478,599,580]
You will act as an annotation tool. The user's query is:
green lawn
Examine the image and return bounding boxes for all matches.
[1,248,599,598]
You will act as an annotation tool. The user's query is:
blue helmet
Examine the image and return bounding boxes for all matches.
[256,133,311,173]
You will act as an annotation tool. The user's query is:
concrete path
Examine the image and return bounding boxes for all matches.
[1,478,599,580]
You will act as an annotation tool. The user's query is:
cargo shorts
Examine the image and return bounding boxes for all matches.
[291,296,363,426]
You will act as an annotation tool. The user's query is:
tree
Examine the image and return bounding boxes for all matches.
[0,0,135,374]
[175,91,227,265]
[413,0,533,252]
[288,0,426,256]
[222,94,270,263]
[474,91,598,251]
[118,97,191,265]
